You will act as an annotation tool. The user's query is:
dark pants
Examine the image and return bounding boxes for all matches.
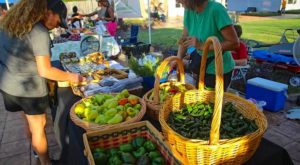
[188,50,233,91]
[51,87,85,164]
[195,71,233,91]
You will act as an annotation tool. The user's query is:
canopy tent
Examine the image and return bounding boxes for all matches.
[114,0,151,44]
[114,0,142,18]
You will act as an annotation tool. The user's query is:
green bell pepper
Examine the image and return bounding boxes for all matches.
[131,137,146,148]
[108,148,119,157]
[116,105,124,111]
[152,156,165,165]
[94,94,106,105]
[121,152,136,164]
[148,151,161,160]
[121,89,130,98]
[137,155,151,165]
[108,155,122,165]
[133,147,146,158]
[104,108,118,118]
[93,147,106,153]
[126,107,138,117]
[134,104,141,110]
[93,151,108,165]
[124,103,131,109]
[143,140,156,151]
[119,143,133,152]
[107,114,123,124]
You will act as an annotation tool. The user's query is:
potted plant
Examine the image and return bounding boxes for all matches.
[128,54,167,91]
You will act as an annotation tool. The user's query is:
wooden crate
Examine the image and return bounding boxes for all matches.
[83,121,182,165]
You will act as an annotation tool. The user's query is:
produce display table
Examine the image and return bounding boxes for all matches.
[49,30,293,164]
[51,86,294,165]
[51,22,120,61]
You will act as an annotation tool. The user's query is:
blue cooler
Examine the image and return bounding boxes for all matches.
[246,77,288,112]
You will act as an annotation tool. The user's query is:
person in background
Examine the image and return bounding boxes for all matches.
[176,0,239,90]
[0,0,85,164]
[0,6,7,19]
[81,0,117,35]
[80,0,114,22]
[157,3,166,22]
[70,6,82,28]
[231,24,248,66]
[151,5,160,20]
[151,3,165,22]
[281,0,287,15]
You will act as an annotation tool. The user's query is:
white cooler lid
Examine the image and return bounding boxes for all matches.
[247,77,288,92]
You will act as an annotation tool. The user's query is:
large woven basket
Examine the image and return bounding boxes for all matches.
[70,95,146,132]
[143,56,195,120]
[83,121,182,165]
[159,37,268,165]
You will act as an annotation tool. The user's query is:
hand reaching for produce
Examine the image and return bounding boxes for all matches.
[68,73,86,83]
[169,61,177,71]
[96,17,104,21]
[79,75,87,82]
[73,15,82,19]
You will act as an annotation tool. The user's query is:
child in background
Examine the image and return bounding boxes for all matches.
[231,24,248,66]
[70,6,82,28]
[0,6,7,19]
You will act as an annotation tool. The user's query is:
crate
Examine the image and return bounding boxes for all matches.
[246,77,288,112]
[83,121,182,165]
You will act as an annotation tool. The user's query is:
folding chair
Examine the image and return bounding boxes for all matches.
[120,25,139,45]
[228,40,253,91]
[231,64,250,83]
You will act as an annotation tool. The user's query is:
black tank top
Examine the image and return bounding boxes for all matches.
[105,6,115,22]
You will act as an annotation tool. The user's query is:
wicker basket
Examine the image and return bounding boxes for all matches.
[143,56,195,120]
[70,95,146,132]
[159,37,268,165]
[83,121,182,165]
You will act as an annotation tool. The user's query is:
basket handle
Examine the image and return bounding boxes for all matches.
[153,56,186,104]
[198,37,224,145]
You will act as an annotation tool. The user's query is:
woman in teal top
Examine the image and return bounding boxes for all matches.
[177,0,239,90]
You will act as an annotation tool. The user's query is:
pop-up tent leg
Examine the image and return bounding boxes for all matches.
[147,0,151,44]
[5,0,10,10]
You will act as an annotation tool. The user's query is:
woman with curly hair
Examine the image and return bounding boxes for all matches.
[0,0,85,164]
[177,0,239,90]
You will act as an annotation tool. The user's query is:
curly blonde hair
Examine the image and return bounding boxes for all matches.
[0,0,47,38]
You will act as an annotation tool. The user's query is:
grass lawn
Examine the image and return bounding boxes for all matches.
[138,18,300,49]
[241,18,300,44]
[138,28,182,49]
